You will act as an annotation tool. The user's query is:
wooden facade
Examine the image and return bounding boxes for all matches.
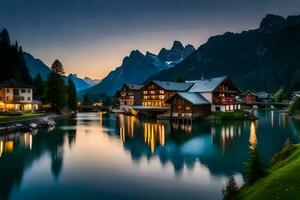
[167,94,211,119]
[118,84,143,106]
[141,83,172,107]
[241,90,258,103]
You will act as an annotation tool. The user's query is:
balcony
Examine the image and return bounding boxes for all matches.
[213,98,236,105]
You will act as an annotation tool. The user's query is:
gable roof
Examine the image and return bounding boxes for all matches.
[187,76,228,92]
[152,80,194,91]
[0,79,32,88]
[165,92,210,105]
[241,90,258,97]
[125,83,144,91]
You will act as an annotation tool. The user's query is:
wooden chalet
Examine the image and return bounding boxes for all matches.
[165,92,211,119]
[141,81,194,107]
[118,84,143,106]
[187,76,241,112]
[241,90,258,103]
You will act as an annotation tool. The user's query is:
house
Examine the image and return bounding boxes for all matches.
[0,79,41,112]
[186,76,241,112]
[118,84,144,106]
[165,92,211,119]
[241,90,258,103]
[141,80,194,107]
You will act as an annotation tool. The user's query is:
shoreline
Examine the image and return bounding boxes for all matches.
[0,112,74,135]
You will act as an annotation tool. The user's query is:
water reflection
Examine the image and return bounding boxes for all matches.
[0,111,299,200]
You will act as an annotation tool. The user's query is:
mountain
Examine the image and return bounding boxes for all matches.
[148,14,300,93]
[23,52,95,91]
[65,74,92,91]
[23,52,51,80]
[83,77,100,86]
[82,41,195,96]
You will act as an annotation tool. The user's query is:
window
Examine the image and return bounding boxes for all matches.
[21,96,24,101]
[216,106,221,112]
[28,97,31,101]
[159,95,164,100]
[28,89,31,93]
[21,89,25,93]
[150,91,155,94]
[186,106,190,111]
[6,88,10,93]
[230,105,234,110]
[143,90,148,94]
[159,90,164,94]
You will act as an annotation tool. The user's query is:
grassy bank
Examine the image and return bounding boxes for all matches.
[0,113,46,123]
[210,111,253,120]
[237,145,300,199]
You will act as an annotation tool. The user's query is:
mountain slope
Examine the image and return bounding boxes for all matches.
[23,52,51,80]
[148,14,300,93]
[83,41,195,96]
[23,52,95,91]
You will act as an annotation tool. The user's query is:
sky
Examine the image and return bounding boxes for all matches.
[0,0,299,79]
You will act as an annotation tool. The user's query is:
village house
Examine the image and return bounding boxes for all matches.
[241,90,258,103]
[186,76,241,112]
[118,84,144,106]
[0,79,41,112]
[165,92,211,119]
[140,80,194,107]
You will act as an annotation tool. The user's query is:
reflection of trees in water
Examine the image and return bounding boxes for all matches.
[0,118,77,200]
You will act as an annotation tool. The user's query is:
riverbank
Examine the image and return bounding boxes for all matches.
[0,111,74,134]
[237,145,300,199]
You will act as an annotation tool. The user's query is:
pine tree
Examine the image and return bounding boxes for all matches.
[67,78,77,111]
[51,59,65,75]
[33,73,44,98]
[46,60,67,112]
[222,176,239,200]
[245,142,266,185]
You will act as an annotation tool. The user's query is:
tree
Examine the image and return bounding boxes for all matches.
[67,78,77,111]
[45,60,67,112]
[245,141,266,185]
[51,59,65,75]
[222,176,239,200]
[0,28,10,44]
[289,97,300,114]
[83,93,92,105]
[33,73,44,98]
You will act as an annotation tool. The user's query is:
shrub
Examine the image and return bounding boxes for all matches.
[270,138,295,166]
[222,176,239,200]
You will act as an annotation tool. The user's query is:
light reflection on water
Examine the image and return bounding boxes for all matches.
[0,111,299,200]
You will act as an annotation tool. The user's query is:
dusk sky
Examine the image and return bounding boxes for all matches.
[1,0,299,79]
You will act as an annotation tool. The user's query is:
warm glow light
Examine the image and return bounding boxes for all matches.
[5,141,14,152]
[0,140,3,157]
[143,122,166,153]
[249,122,257,149]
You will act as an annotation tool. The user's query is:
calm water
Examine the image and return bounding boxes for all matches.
[0,111,299,200]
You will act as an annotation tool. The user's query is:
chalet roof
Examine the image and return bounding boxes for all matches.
[166,92,210,105]
[0,79,32,88]
[187,76,228,92]
[241,90,258,97]
[125,84,144,91]
[152,80,194,91]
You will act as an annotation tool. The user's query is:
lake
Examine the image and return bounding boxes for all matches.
[0,111,299,200]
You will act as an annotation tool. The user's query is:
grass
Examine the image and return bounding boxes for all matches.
[0,112,46,123]
[211,110,248,120]
[237,145,300,200]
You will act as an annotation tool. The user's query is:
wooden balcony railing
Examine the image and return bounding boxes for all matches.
[213,98,236,104]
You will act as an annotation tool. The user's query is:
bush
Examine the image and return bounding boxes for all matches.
[289,97,300,114]
[222,176,239,200]
[270,138,295,166]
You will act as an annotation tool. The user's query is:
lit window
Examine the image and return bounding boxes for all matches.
[159,90,164,94]
[230,105,234,110]
[186,106,190,110]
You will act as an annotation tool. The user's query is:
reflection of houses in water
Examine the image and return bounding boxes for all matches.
[211,122,243,153]
[171,121,192,133]
[249,121,258,149]
[143,122,165,153]
[119,115,137,142]
[0,132,33,156]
